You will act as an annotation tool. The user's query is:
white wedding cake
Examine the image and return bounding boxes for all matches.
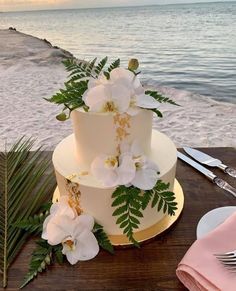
[52,109,177,235]
[44,58,179,259]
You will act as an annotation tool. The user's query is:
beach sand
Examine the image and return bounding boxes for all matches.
[1,29,235,151]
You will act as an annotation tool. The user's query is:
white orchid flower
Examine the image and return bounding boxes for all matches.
[43,214,99,265]
[42,196,76,241]
[83,83,130,113]
[91,153,136,187]
[83,67,160,115]
[109,67,160,115]
[120,140,159,190]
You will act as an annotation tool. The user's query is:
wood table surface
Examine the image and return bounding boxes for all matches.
[4,147,236,291]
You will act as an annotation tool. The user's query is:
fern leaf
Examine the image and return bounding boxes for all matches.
[145,90,179,106]
[20,240,53,289]
[94,57,108,76]
[111,186,144,247]
[151,181,178,216]
[14,212,48,235]
[107,58,120,72]
[93,223,114,254]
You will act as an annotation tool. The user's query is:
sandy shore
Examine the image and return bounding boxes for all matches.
[1,29,235,151]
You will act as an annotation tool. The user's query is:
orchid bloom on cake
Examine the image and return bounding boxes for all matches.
[91,153,136,187]
[42,196,99,265]
[82,66,160,115]
[91,140,159,190]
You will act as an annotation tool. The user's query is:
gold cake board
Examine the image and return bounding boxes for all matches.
[53,179,184,246]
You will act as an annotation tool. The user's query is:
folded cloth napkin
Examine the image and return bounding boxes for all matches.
[176,211,236,291]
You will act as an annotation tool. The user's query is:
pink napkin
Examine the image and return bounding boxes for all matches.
[176,211,236,291]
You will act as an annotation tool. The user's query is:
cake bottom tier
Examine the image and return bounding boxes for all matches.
[52,130,177,236]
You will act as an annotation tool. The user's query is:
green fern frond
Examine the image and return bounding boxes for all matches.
[20,240,53,289]
[0,138,56,288]
[94,57,108,76]
[103,58,120,80]
[144,180,178,216]
[107,58,120,72]
[93,223,114,254]
[145,90,179,106]
[14,211,48,235]
[112,186,143,247]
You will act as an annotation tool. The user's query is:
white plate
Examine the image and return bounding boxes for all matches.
[196,206,236,239]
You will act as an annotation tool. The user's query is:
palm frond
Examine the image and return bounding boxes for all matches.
[0,138,56,288]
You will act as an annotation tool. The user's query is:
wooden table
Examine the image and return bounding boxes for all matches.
[5,148,236,290]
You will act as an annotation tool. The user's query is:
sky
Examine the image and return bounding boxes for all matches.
[0,0,235,12]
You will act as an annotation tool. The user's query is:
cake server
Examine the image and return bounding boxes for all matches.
[177,151,236,198]
[183,147,236,178]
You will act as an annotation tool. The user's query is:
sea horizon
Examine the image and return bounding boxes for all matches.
[1,1,235,104]
[1,1,236,13]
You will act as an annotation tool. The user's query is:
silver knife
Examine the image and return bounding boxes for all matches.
[183,147,236,178]
[177,151,236,198]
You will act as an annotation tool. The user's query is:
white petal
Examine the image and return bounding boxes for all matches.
[133,78,144,93]
[117,154,136,185]
[74,230,99,261]
[136,94,160,109]
[83,85,110,111]
[126,106,141,116]
[110,84,130,113]
[131,169,158,190]
[88,78,98,89]
[46,215,74,245]
[73,215,95,237]
[50,196,75,219]
[91,155,119,187]
[41,215,51,240]
[145,158,159,172]
[110,67,135,85]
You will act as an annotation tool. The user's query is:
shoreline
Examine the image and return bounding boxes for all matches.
[1,28,235,150]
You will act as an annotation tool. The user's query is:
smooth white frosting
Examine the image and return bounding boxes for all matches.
[71,109,153,170]
[52,130,177,235]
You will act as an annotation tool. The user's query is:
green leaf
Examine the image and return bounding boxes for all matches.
[107,59,120,72]
[20,239,53,289]
[94,57,108,76]
[145,90,180,106]
[150,181,178,216]
[93,224,114,254]
[0,138,56,288]
[111,186,143,246]
[53,245,64,265]
[111,194,128,207]
[112,204,127,216]
[129,208,143,218]
[14,211,48,235]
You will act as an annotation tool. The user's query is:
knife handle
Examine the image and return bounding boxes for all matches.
[214,177,236,198]
[218,164,236,178]
[225,167,236,178]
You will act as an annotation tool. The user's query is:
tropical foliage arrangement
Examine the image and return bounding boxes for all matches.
[15,177,177,288]
[46,57,178,121]
[0,138,56,288]
[0,58,179,289]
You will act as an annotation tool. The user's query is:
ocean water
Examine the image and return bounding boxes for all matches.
[0,2,236,103]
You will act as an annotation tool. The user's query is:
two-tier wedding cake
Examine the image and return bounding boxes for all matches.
[42,58,180,265]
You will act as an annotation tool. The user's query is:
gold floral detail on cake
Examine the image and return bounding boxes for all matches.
[65,179,83,216]
[113,113,131,142]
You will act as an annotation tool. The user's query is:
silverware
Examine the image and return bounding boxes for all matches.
[215,250,236,271]
[183,147,236,178]
[177,151,236,198]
